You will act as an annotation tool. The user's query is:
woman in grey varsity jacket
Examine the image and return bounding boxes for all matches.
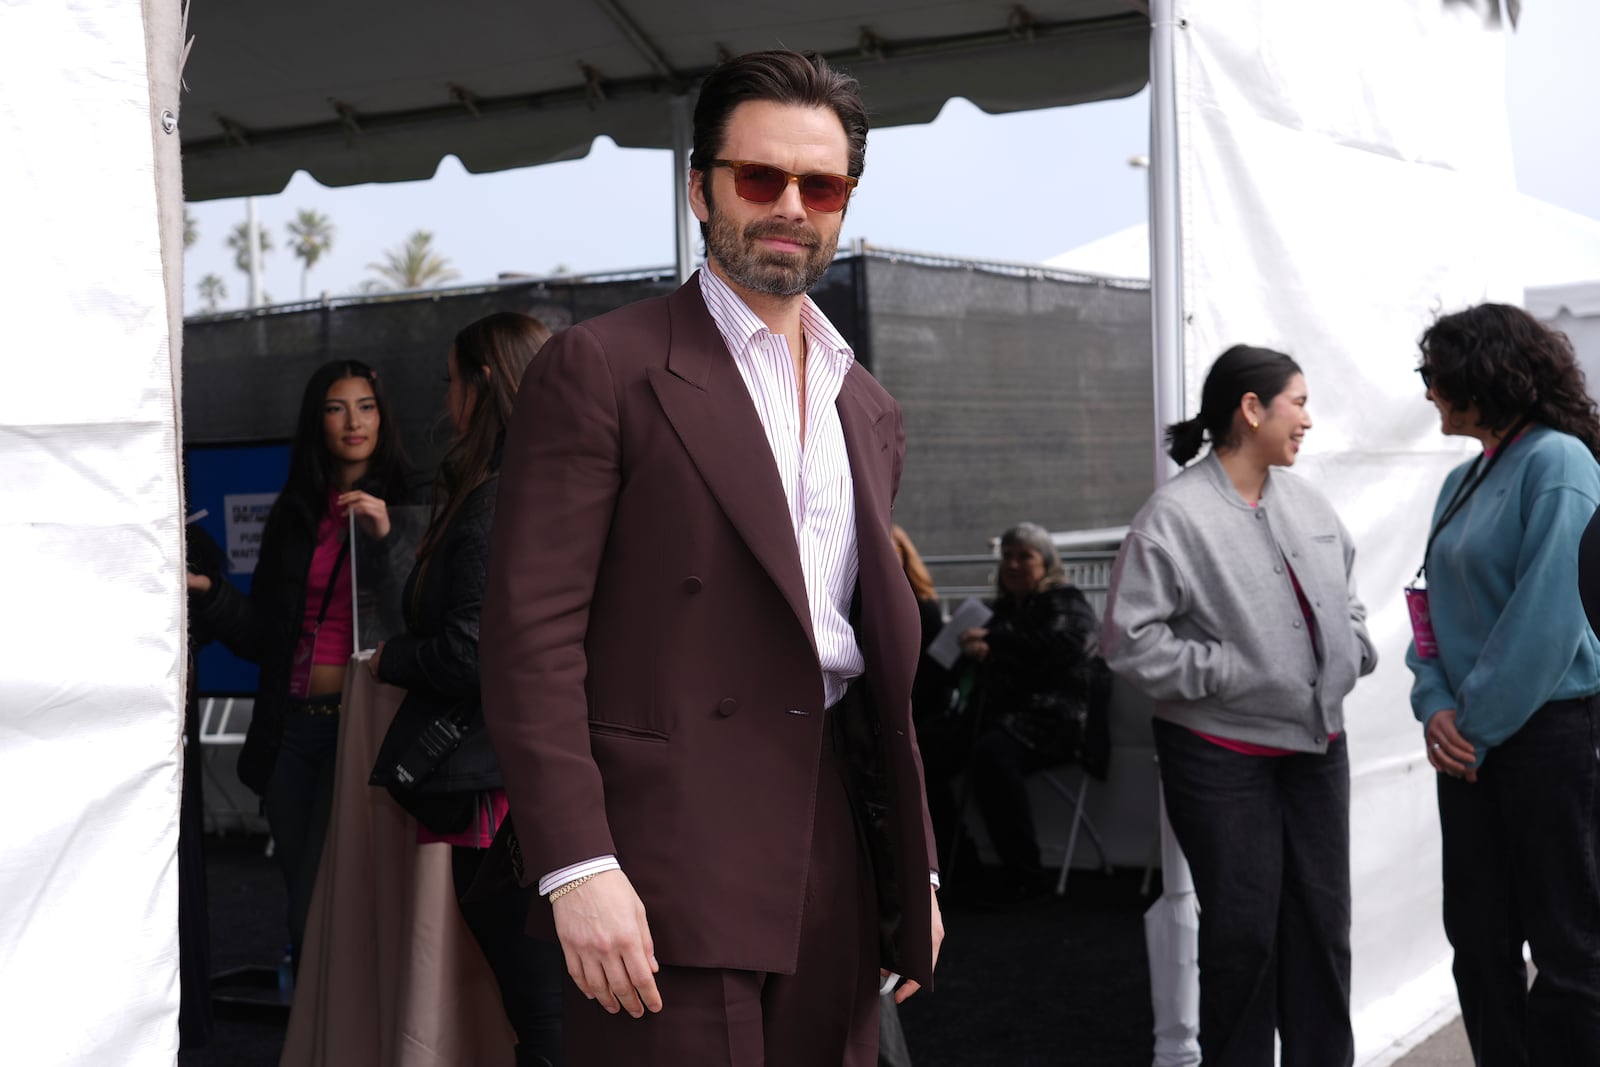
[1102,345,1377,1067]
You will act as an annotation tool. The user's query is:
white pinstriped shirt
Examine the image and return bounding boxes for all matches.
[538,269,867,897]
[699,267,866,706]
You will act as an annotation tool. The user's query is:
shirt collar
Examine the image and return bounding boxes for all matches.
[698,267,856,375]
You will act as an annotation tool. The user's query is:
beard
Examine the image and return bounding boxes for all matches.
[705,204,838,298]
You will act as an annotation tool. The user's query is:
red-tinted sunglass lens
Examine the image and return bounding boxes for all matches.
[732,164,788,203]
[798,173,850,212]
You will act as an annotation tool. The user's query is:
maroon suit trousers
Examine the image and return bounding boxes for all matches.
[563,698,882,1066]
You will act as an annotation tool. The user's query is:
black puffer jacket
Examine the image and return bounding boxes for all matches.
[371,477,503,795]
[193,474,410,793]
[980,584,1099,710]
[974,582,1107,771]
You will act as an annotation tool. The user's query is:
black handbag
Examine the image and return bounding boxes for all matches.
[369,692,476,834]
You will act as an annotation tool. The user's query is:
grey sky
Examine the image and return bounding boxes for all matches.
[184,2,1599,314]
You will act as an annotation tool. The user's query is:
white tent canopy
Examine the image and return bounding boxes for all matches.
[1045,221,1153,279]
[1049,192,1600,293]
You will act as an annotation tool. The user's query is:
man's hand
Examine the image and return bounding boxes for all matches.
[551,869,662,1018]
[887,885,944,1005]
[1425,709,1479,783]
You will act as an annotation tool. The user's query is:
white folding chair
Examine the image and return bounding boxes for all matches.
[1035,764,1113,894]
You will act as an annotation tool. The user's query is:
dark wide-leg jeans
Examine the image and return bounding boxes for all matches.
[1153,719,1353,1067]
[1437,694,1600,1067]
[262,707,341,958]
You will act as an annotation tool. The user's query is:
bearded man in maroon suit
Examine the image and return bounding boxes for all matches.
[481,48,943,1066]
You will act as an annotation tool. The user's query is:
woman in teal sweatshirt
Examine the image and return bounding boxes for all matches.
[1408,303,1600,1066]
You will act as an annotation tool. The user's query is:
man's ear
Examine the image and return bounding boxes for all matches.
[689,168,710,225]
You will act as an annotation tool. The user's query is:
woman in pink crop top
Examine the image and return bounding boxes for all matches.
[189,359,412,967]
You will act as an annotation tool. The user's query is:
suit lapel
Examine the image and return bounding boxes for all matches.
[837,368,899,668]
[647,278,816,653]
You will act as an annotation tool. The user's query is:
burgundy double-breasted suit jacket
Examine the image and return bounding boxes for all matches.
[480,274,938,985]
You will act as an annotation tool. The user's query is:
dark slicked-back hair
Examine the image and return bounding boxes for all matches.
[689,49,868,239]
[1165,345,1303,465]
[1418,302,1600,458]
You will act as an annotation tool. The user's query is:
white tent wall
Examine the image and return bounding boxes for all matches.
[0,3,186,1064]
[1531,283,1600,391]
[1173,1,1521,1059]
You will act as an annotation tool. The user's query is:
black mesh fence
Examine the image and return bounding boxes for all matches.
[183,264,866,472]
[183,251,1150,558]
[863,253,1153,557]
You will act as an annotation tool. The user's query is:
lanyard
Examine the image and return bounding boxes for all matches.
[1414,415,1533,582]
[311,534,352,630]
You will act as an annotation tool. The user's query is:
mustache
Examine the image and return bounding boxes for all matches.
[743,220,819,248]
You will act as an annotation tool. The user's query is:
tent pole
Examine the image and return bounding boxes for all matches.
[1150,0,1184,486]
[1147,4,1202,1065]
[671,94,694,285]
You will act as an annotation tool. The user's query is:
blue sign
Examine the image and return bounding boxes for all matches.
[186,441,291,695]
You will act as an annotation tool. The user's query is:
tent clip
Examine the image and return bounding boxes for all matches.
[858,27,887,61]
[579,62,608,109]
[449,84,482,119]
[329,99,362,144]
[1007,5,1038,41]
[214,114,250,148]
[179,0,195,93]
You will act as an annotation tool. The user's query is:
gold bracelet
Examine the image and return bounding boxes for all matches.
[548,873,596,903]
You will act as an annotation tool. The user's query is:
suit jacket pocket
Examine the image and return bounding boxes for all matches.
[588,720,670,743]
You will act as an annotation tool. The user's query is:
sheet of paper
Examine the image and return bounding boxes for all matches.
[926,597,993,670]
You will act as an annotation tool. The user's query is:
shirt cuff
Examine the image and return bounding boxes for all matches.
[930,871,940,890]
[539,855,621,898]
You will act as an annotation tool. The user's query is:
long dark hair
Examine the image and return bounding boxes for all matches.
[1165,345,1303,465]
[269,359,411,539]
[1418,303,1600,459]
[414,313,550,572]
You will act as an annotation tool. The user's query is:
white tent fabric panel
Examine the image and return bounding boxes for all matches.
[0,2,185,1064]
[1173,1,1520,1060]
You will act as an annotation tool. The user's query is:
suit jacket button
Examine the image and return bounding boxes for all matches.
[717,698,738,717]
[683,576,703,594]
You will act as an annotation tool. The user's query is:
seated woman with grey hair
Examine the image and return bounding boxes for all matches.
[922,522,1102,904]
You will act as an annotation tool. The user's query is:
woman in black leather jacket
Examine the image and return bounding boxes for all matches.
[934,522,1102,900]
[368,312,563,1067]
[190,359,412,961]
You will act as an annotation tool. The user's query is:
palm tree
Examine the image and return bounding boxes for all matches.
[285,209,335,299]
[183,209,198,250]
[198,273,227,312]
[366,230,460,291]
[225,220,273,275]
